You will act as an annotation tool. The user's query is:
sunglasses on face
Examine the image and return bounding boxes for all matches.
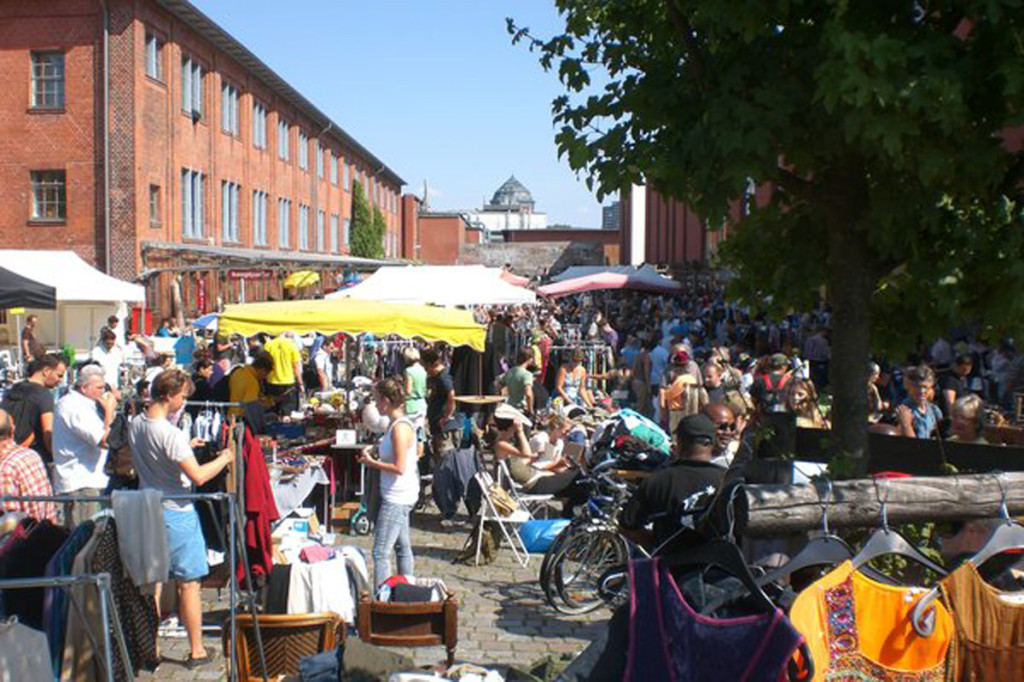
[716,422,738,432]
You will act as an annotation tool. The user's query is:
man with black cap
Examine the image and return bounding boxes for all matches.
[620,413,726,550]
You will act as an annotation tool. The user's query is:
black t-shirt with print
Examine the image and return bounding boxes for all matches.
[621,459,725,548]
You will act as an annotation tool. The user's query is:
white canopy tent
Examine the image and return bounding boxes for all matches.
[327,265,536,307]
[0,250,145,354]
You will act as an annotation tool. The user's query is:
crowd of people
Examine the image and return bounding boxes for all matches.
[1,276,1021,669]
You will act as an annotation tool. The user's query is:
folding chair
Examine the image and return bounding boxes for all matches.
[496,459,554,519]
[474,470,532,568]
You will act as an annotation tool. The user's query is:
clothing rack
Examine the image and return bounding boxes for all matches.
[0,573,129,682]
[1,489,267,682]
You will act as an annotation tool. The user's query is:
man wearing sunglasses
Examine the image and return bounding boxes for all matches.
[704,404,740,468]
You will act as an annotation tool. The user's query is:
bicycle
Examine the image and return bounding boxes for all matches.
[539,460,648,614]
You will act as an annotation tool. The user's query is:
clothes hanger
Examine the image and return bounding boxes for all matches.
[912,473,1024,636]
[756,478,854,588]
[660,483,815,681]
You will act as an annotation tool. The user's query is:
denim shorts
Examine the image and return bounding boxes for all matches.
[164,508,209,581]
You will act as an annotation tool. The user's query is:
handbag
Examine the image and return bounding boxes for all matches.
[488,483,519,517]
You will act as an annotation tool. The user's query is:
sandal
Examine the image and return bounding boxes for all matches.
[184,653,211,670]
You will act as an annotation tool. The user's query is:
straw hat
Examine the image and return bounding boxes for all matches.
[494,403,532,428]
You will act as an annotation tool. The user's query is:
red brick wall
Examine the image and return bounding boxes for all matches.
[400,193,419,259]
[0,0,102,264]
[418,215,466,265]
[0,0,404,282]
[503,228,618,244]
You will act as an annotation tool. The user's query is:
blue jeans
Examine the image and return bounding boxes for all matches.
[372,501,414,587]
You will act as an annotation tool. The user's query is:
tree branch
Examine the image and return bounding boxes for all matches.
[664,0,707,89]
[774,166,819,205]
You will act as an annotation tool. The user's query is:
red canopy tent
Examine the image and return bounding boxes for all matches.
[537,271,682,298]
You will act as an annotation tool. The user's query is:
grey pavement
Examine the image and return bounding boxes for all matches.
[137,501,608,680]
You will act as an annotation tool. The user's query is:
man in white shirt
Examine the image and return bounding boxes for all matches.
[90,327,124,390]
[52,364,116,526]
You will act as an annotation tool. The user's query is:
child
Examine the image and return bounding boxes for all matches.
[896,364,942,438]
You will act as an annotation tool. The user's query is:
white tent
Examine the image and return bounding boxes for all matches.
[326,265,536,307]
[551,264,667,282]
[0,250,145,353]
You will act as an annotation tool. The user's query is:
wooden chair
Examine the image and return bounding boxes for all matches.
[357,591,458,668]
[225,612,345,681]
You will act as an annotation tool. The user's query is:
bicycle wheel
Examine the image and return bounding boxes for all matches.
[539,520,583,610]
[551,528,629,614]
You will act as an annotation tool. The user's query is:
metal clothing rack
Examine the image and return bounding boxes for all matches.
[0,573,129,682]
[0,487,267,682]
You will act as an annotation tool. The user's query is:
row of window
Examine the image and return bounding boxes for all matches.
[138,35,398,211]
[24,168,357,252]
[178,167,351,250]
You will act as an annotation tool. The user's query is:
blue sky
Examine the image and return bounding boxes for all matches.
[193,0,608,227]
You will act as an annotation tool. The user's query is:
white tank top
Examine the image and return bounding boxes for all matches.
[378,416,419,506]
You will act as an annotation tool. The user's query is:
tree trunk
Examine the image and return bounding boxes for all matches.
[826,217,872,462]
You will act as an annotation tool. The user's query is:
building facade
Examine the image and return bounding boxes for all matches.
[619,184,734,266]
[0,0,406,323]
[465,175,546,236]
[602,201,621,231]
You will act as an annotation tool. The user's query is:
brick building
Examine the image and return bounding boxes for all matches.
[0,0,406,324]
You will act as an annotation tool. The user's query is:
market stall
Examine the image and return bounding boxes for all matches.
[0,250,145,354]
[218,297,487,351]
[538,268,682,298]
[325,265,536,307]
[217,298,489,532]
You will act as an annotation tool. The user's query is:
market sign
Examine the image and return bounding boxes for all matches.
[228,270,275,281]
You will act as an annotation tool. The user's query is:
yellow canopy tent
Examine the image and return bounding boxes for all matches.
[218,298,486,351]
[283,271,321,288]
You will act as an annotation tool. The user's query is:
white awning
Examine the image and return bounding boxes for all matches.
[0,250,145,302]
[327,265,536,307]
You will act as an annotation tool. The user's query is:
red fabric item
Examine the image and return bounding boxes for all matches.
[237,427,279,586]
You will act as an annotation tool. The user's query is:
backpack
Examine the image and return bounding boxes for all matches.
[754,372,791,412]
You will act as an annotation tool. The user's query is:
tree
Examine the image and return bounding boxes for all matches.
[349,179,381,259]
[373,205,388,257]
[511,2,1024,460]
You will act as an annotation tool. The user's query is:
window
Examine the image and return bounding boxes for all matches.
[330,213,339,253]
[299,205,309,250]
[31,52,64,109]
[180,56,203,118]
[316,210,325,251]
[278,198,291,248]
[221,82,239,135]
[343,218,351,247]
[221,181,240,242]
[145,33,163,81]
[342,161,350,189]
[252,102,267,149]
[30,170,66,221]
[149,185,161,227]
[252,190,267,246]
[316,144,324,178]
[298,132,308,169]
[180,168,204,238]
[277,119,289,161]
[329,154,338,185]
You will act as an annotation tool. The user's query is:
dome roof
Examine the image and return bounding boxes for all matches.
[488,175,535,209]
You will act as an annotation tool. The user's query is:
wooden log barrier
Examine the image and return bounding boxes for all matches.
[743,472,1024,536]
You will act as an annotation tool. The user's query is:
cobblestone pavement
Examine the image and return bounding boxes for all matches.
[138,503,609,680]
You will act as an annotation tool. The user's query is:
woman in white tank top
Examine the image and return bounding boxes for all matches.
[358,377,419,587]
